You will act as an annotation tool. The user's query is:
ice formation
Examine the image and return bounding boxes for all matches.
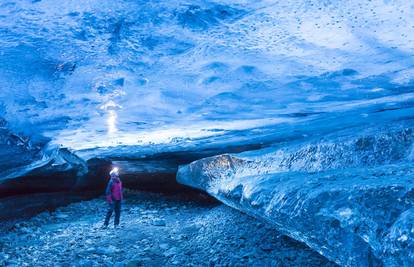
[1,0,413,161]
[177,124,414,266]
[1,0,414,265]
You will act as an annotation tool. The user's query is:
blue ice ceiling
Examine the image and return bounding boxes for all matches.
[2,1,414,265]
[1,0,413,157]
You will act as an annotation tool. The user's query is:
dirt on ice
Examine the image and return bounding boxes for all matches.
[0,190,337,267]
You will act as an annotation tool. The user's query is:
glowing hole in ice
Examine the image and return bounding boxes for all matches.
[107,110,118,134]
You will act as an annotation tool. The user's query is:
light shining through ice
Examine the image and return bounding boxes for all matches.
[1,0,414,266]
[107,110,118,135]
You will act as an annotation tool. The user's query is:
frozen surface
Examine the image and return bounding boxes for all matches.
[177,124,414,266]
[1,0,414,161]
[1,0,414,264]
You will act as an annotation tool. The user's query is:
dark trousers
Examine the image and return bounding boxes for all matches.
[104,200,121,226]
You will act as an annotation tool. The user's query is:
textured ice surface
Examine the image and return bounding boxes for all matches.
[1,0,414,263]
[177,124,414,266]
[1,0,414,159]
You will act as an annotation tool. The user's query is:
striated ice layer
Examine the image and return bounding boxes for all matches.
[177,124,414,266]
[1,0,414,160]
[1,0,414,191]
[1,0,414,251]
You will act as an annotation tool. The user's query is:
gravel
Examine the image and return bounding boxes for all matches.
[0,190,337,267]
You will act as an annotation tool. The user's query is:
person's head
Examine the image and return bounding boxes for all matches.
[110,167,119,179]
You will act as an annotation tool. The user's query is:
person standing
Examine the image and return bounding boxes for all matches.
[103,167,123,228]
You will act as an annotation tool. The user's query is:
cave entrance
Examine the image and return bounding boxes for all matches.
[0,158,216,223]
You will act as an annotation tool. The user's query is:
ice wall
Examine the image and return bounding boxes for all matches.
[1,0,413,160]
[177,124,414,266]
[1,0,414,254]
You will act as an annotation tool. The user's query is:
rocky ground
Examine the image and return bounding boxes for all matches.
[0,190,337,267]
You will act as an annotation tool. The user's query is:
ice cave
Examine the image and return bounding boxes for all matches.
[1,0,414,266]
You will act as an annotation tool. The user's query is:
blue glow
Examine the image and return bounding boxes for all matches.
[0,0,414,266]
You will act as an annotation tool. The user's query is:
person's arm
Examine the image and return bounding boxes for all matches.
[105,179,113,204]
[120,181,123,200]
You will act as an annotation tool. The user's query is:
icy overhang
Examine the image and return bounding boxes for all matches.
[0,0,413,160]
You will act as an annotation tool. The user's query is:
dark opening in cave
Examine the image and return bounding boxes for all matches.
[0,155,217,222]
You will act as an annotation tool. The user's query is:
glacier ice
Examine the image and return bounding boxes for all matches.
[1,0,414,158]
[177,124,414,266]
[1,0,414,264]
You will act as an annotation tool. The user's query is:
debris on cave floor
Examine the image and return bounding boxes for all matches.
[0,190,336,267]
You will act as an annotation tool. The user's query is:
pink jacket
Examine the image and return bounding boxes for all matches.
[105,176,123,203]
